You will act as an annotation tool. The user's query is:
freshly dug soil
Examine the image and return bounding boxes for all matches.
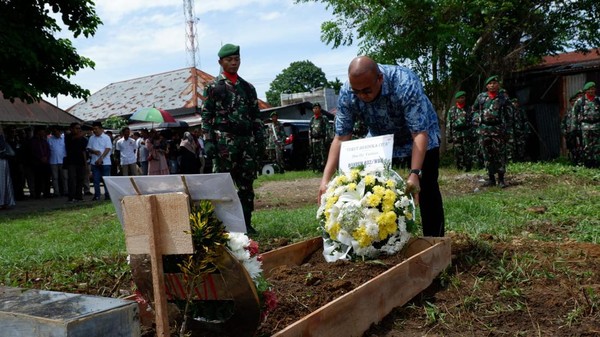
[256,249,408,336]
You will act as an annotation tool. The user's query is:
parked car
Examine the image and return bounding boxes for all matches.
[281,120,310,170]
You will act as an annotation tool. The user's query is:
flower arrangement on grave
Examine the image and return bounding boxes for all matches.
[177,200,276,325]
[317,163,417,261]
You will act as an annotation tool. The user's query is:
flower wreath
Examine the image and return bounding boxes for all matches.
[317,163,417,261]
[180,200,277,323]
[226,232,278,321]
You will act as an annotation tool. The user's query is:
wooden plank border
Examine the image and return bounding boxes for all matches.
[269,237,451,337]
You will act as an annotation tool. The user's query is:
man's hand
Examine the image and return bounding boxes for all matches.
[204,140,216,159]
[405,175,421,205]
[317,181,328,205]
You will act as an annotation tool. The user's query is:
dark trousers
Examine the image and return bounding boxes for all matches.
[420,147,445,237]
[67,164,85,200]
[394,147,445,237]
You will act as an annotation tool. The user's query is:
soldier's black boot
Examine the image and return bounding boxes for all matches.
[482,173,496,187]
[498,173,507,188]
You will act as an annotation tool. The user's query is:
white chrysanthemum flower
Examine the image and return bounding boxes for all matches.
[242,256,263,279]
[363,163,385,175]
[227,232,250,252]
[365,221,379,238]
[400,195,411,208]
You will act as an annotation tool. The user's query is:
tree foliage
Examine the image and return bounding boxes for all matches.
[103,115,128,131]
[0,0,102,103]
[266,60,328,106]
[296,0,600,110]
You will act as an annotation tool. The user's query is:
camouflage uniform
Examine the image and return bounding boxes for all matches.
[504,96,518,162]
[352,117,368,140]
[512,101,530,162]
[265,119,286,171]
[472,87,510,186]
[201,73,265,231]
[446,102,474,171]
[309,114,330,172]
[571,94,600,168]
[562,96,582,165]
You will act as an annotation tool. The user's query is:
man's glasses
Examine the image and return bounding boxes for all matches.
[351,73,382,96]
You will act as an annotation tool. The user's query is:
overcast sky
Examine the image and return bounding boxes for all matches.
[47,0,361,109]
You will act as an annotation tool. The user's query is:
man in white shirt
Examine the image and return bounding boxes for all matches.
[116,127,138,176]
[47,127,67,197]
[86,121,112,200]
[136,129,150,175]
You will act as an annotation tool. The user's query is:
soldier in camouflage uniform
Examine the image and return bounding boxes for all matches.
[265,111,286,172]
[510,98,529,162]
[571,81,600,168]
[562,91,583,165]
[352,117,368,139]
[446,91,473,171]
[201,44,266,233]
[501,90,518,162]
[309,102,330,172]
[472,75,510,187]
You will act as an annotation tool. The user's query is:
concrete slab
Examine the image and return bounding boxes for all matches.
[0,287,140,337]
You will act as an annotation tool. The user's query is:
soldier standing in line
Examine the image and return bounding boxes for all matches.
[266,111,286,173]
[472,75,510,188]
[511,98,529,162]
[446,90,473,171]
[308,102,330,172]
[562,91,583,164]
[201,43,265,234]
[571,81,600,168]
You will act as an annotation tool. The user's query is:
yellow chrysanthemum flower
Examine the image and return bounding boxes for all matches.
[325,195,338,210]
[350,169,360,181]
[372,185,385,197]
[364,175,375,186]
[334,175,348,186]
[328,222,341,238]
[366,193,382,207]
[347,182,357,191]
[385,179,396,188]
[353,226,372,247]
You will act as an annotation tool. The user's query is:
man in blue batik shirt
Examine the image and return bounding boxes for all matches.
[318,56,445,237]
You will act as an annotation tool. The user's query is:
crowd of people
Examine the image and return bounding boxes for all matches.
[0,122,209,210]
[446,76,531,187]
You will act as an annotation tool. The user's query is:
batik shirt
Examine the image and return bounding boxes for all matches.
[336,65,441,158]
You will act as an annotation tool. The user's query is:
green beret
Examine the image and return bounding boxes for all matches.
[485,75,499,85]
[454,91,466,99]
[218,44,240,58]
[583,81,596,91]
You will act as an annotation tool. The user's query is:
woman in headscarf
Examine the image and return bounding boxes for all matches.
[179,131,200,174]
[0,126,16,209]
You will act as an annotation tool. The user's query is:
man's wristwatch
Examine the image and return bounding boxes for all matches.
[409,169,422,179]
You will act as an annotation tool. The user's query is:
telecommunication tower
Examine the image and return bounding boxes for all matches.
[183,0,200,69]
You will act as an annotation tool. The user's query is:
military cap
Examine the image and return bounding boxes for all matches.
[454,91,466,99]
[270,111,278,117]
[218,44,240,58]
[485,75,499,85]
[511,98,518,102]
[313,102,321,108]
[583,81,596,91]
